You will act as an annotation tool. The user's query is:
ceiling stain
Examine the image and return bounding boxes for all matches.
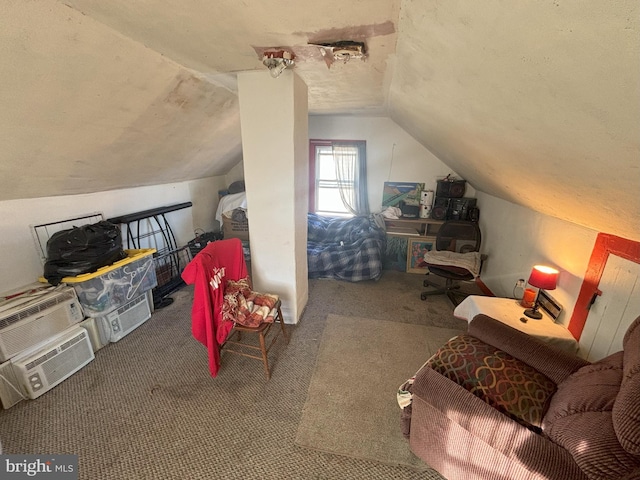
[252,45,322,62]
[164,73,205,110]
[252,46,291,57]
[302,21,395,44]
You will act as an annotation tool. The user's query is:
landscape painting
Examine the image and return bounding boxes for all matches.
[382,182,425,208]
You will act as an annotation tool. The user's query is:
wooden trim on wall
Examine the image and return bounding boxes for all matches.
[475,277,494,296]
[568,233,640,339]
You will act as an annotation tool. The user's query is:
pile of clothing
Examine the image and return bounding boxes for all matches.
[221,277,279,328]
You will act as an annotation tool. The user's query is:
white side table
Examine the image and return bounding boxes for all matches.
[454,295,579,355]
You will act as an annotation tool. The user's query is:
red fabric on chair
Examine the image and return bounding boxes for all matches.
[181,238,247,377]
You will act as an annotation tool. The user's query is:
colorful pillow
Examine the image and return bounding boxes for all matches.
[427,335,556,429]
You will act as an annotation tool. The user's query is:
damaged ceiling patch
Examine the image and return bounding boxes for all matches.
[312,41,367,69]
[251,21,393,70]
[254,41,367,71]
[301,21,396,44]
[261,49,295,78]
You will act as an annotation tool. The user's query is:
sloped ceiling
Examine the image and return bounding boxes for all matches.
[390,2,640,241]
[1,1,638,241]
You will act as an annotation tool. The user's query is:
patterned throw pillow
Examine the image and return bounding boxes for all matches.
[427,335,556,429]
[222,277,279,328]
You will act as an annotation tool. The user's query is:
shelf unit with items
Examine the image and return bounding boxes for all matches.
[107,202,193,308]
[383,218,444,237]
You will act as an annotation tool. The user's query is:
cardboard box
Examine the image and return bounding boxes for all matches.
[222,213,249,241]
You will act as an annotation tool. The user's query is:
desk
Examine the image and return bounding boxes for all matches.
[454,295,579,355]
[384,218,443,237]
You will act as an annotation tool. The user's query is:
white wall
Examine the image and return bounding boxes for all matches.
[0,179,222,294]
[225,161,245,187]
[238,70,309,323]
[189,176,227,234]
[309,115,476,212]
[477,192,598,325]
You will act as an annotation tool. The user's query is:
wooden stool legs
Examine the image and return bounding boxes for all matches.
[221,303,288,379]
[278,305,290,344]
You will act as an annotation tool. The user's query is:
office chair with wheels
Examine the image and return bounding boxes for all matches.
[420,220,484,305]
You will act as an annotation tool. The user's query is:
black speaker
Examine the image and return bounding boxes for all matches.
[436,179,466,198]
[431,197,450,220]
[447,197,478,221]
[400,202,420,218]
[468,206,480,222]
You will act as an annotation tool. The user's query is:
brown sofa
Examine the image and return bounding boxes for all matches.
[401,314,640,480]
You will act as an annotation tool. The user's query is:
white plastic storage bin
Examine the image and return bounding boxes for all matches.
[61,249,157,317]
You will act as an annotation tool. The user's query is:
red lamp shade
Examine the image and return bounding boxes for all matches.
[528,265,559,290]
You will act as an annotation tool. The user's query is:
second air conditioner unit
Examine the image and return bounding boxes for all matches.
[11,326,94,400]
[95,293,152,343]
[0,285,84,362]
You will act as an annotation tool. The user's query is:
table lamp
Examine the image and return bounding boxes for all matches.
[523,265,559,319]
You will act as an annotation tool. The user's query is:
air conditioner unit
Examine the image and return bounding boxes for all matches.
[79,317,109,353]
[11,326,94,399]
[0,360,24,409]
[0,285,84,362]
[95,293,151,343]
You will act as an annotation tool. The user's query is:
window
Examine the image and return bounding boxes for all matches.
[309,140,367,217]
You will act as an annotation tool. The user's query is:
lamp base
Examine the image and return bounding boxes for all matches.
[524,308,543,319]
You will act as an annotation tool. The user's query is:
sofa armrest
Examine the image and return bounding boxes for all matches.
[410,364,588,480]
[468,314,590,385]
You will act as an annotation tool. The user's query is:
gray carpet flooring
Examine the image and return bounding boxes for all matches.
[295,315,462,471]
[0,270,477,479]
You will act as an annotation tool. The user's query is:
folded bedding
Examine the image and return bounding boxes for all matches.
[423,250,482,277]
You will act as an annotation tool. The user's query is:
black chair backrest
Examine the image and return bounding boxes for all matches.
[435,220,481,253]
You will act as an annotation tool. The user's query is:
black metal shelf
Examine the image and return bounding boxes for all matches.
[107,202,193,308]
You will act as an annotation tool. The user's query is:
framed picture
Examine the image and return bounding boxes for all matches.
[538,289,563,322]
[406,236,437,274]
[383,235,409,272]
[382,182,425,208]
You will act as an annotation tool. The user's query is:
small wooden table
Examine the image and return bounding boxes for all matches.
[453,295,579,355]
[384,217,444,237]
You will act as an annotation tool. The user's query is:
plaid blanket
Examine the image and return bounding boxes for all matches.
[307,213,386,282]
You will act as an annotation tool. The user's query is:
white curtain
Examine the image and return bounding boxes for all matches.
[332,143,369,216]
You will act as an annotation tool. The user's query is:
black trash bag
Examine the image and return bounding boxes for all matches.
[43,221,127,285]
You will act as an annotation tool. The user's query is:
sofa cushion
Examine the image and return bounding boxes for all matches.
[613,315,640,456]
[543,352,640,478]
[426,334,556,429]
[543,352,623,429]
[543,411,640,480]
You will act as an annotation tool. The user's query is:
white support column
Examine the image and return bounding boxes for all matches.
[237,70,309,323]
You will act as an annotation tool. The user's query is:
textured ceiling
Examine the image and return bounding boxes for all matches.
[1,1,638,241]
